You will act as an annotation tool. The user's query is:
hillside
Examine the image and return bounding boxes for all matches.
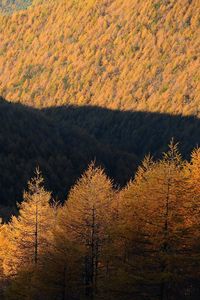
[0,0,199,115]
[2,96,200,213]
[0,0,200,211]
[0,97,137,210]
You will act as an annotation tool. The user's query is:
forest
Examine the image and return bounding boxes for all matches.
[2,96,200,219]
[0,142,199,299]
[0,0,199,115]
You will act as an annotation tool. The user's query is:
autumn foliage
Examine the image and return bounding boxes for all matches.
[0,0,199,115]
[0,142,199,299]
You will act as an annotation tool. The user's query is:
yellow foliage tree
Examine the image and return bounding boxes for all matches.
[60,163,115,299]
[118,141,197,299]
[2,168,53,299]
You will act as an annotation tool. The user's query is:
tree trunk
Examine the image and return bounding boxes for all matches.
[34,200,38,265]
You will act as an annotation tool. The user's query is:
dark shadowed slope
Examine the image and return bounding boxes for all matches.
[1,97,200,212]
[45,104,200,159]
[0,97,137,209]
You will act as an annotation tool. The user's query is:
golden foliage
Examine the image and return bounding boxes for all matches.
[0,0,199,115]
[0,145,200,298]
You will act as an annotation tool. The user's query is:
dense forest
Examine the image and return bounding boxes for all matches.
[0,142,199,299]
[2,96,200,217]
[0,0,199,115]
[0,97,137,212]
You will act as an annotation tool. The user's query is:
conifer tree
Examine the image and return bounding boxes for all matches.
[59,163,114,299]
[2,168,53,299]
[185,148,200,221]
[119,141,192,299]
[183,149,200,297]
[0,221,6,299]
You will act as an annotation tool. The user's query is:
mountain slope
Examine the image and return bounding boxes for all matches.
[0,97,137,207]
[0,0,199,114]
[2,96,200,210]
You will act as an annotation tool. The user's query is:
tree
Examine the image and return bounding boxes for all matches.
[118,142,193,300]
[183,148,200,298]
[59,163,115,299]
[0,220,7,299]
[2,168,53,299]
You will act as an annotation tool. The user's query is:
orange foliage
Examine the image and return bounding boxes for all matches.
[0,0,199,115]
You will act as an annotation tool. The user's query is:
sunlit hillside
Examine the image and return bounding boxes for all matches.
[0,0,199,115]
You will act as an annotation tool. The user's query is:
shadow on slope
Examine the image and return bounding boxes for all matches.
[45,105,200,159]
[1,97,200,218]
[0,97,137,214]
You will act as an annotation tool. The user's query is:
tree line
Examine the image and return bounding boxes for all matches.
[0,141,199,300]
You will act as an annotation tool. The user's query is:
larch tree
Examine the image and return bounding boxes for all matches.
[28,201,82,300]
[0,221,7,299]
[113,155,156,299]
[183,148,200,297]
[3,168,53,299]
[59,163,115,299]
[120,142,191,300]
[185,148,200,223]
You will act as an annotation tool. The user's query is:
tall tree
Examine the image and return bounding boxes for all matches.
[0,221,6,299]
[183,149,200,297]
[118,142,193,299]
[2,168,53,299]
[59,163,115,299]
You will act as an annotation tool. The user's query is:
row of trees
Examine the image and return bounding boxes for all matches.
[0,142,199,299]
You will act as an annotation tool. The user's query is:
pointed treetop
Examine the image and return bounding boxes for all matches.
[135,154,154,182]
[191,147,200,163]
[80,161,108,183]
[27,166,45,195]
[163,138,182,164]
